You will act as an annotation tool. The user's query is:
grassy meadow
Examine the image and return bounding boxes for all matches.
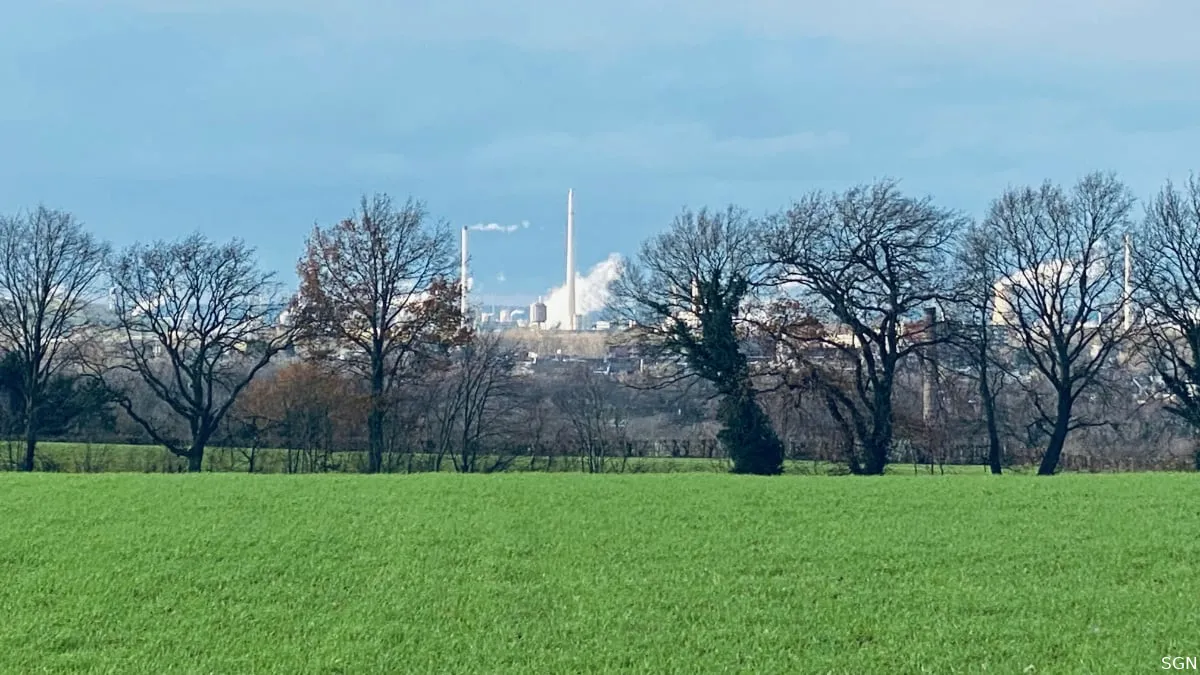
[2,472,1197,673]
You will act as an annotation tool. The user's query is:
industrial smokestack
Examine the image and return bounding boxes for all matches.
[566,189,576,331]
[1123,232,1133,331]
[922,306,937,423]
[460,225,469,324]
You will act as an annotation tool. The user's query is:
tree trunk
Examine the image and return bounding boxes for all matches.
[859,367,897,473]
[185,429,211,472]
[367,355,385,474]
[985,404,1003,475]
[21,400,37,472]
[1037,394,1072,476]
[862,438,889,475]
[367,407,384,473]
[862,385,895,476]
[979,366,1002,475]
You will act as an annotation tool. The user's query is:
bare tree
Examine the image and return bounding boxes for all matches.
[425,331,524,473]
[295,194,464,473]
[1133,175,1200,430]
[221,406,274,473]
[0,206,108,471]
[553,365,629,473]
[609,205,784,475]
[981,172,1135,475]
[761,180,966,475]
[949,224,1009,474]
[101,234,293,472]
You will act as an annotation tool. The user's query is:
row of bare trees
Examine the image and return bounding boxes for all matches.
[0,194,480,473]
[0,207,302,473]
[612,172,1200,476]
[7,173,1200,477]
[0,192,647,475]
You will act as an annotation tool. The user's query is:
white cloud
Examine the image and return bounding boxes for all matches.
[469,220,531,233]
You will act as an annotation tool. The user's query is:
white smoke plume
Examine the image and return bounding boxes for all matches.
[470,220,530,233]
[543,253,623,328]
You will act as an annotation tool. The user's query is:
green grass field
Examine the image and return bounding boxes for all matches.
[2,473,1196,673]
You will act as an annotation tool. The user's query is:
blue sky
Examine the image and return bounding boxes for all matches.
[3,0,1200,307]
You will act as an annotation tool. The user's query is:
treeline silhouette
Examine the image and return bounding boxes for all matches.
[4,175,1200,475]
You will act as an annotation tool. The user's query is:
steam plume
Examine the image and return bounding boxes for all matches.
[543,253,622,329]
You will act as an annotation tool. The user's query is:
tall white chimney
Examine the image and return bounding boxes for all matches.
[460,225,469,323]
[1123,232,1132,331]
[566,188,576,331]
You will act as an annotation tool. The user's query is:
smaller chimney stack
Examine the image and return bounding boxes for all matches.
[1123,232,1133,331]
[922,306,938,423]
[460,226,469,324]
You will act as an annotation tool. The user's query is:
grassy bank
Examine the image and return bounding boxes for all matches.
[1,473,1195,672]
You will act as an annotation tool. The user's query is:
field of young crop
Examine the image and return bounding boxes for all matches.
[2,473,1197,673]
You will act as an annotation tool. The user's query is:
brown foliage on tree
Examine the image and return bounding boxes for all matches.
[233,361,368,472]
[294,193,466,473]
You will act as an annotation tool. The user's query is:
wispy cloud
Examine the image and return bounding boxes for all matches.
[469,220,530,233]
